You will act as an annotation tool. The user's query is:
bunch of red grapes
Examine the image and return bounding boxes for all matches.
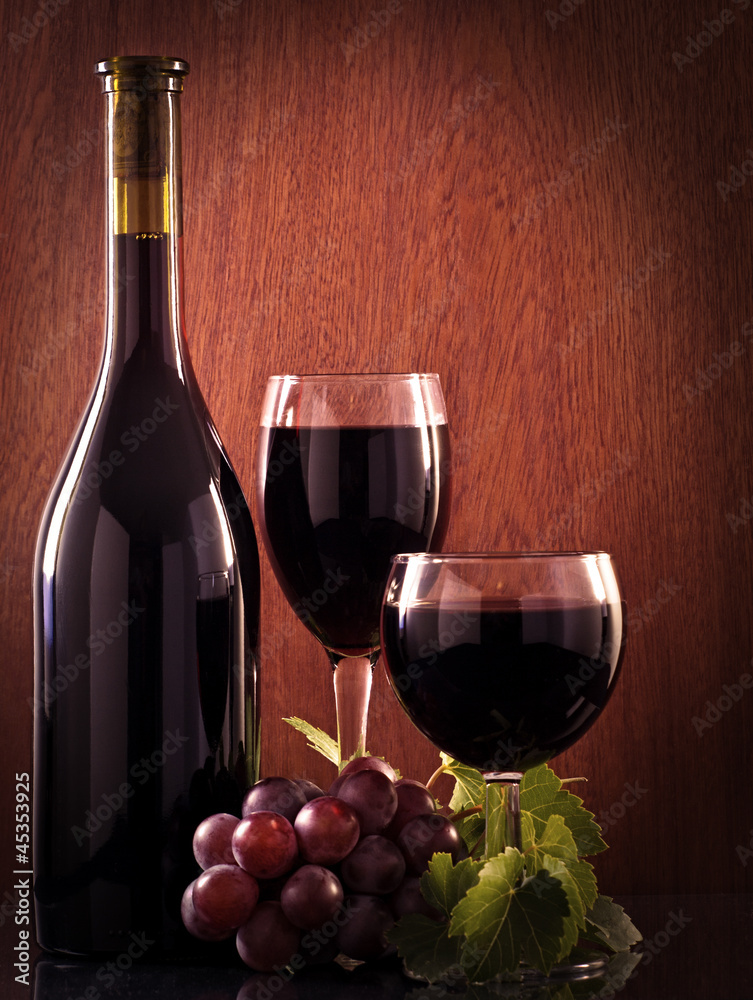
[181,757,463,971]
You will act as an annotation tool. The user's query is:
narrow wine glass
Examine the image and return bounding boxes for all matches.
[380,552,625,980]
[257,374,451,763]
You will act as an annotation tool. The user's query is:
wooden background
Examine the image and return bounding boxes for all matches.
[0,0,751,908]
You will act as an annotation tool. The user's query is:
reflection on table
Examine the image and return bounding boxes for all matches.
[21,895,753,1000]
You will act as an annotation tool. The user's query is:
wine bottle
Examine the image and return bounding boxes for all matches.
[32,56,260,957]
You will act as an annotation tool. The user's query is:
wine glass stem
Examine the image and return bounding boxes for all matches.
[330,653,377,764]
[484,772,523,859]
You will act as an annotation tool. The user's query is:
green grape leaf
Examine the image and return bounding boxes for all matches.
[387,913,465,983]
[581,895,643,952]
[520,810,537,851]
[524,853,585,961]
[283,716,401,774]
[282,717,340,765]
[520,764,608,856]
[441,754,486,813]
[419,854,484,918]
[526,814,598,911]
[454,808,486,856]
[449,849,572,977]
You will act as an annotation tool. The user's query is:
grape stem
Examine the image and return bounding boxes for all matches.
[449,805,483,823]
[426,763,449,791]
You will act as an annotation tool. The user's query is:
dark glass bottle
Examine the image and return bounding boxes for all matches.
[32,56,260,957]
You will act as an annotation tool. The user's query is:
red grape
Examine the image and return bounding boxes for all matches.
[340,755,397,782]
[337,894,395,961]
[327,772,348,797]
[180,880,235,941]
[242,777,307,823]
[236,901,301,972]
[232,811,298,879]
[183,762,460,971]
[294,778,325,801]
[390,875,444,921]
[341,835,406,895]
[294,795,360,865]
[191,864,259,932]
[192,812,239,870]
[280,864,344,929]
[336,770,398,835]
[397,813,463,874]
[384,779,436,839]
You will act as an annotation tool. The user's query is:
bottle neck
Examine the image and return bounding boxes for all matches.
[99,60,189,370]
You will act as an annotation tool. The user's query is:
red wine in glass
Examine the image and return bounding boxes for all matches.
[380,594,623,772]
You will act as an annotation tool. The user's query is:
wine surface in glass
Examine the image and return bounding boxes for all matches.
[381,597,624,771]
[259,424,451,655]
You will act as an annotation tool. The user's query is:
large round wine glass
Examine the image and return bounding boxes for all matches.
[257,374,451,763]
[381,551,624,859]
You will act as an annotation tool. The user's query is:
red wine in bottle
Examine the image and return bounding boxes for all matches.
[32,57,260,957]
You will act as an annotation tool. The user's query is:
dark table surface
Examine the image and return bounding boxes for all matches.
[2,895,751,1000]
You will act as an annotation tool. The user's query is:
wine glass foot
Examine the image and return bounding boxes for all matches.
[511,953,608,984]
[402,953,608,995]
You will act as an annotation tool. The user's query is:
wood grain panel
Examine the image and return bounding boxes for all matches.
[1,0,751,904]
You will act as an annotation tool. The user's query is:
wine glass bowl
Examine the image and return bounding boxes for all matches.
[380,552,625,777]
[380,552,626,981]
[256,374,451,762]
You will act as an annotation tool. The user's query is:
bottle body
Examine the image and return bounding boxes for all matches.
[33,59,260,957]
